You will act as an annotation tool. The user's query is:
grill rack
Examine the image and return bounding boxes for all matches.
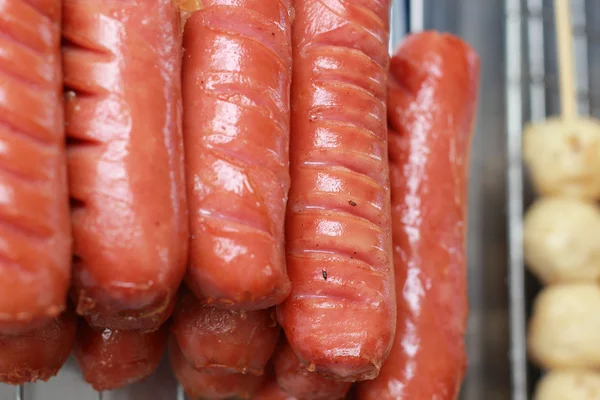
[507,0,596,399]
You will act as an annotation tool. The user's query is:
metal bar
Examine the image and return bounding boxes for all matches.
[528,0,546,122]
[97,391,103,400]
[409,0,424,32]
[14,385,23,400]
[176,384,185,400]
[572,0,590,114]
[505,0,528,399]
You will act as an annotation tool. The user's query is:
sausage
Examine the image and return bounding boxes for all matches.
[273,340,351,400]
[255,381,297,400]
[356,31,479,400]
[74,318,168,391]
[0,309,76,384]
[62,0,188,331]
[182,0,293,310]
[276,0,395,382]
[0,0,71,334]
[170,339,264,400]
[171,289,279,375]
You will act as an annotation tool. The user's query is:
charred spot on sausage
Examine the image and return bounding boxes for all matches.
[322,270,327,280]
[348,200,357,207]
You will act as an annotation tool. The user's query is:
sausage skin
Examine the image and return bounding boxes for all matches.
[62,0,188,331]
[182,0,293,310]
[0,309,76,384]
[74,318,168,391]
[273,340,351,400]
[277,0,395,381]
[254,378,297,400]
[171,289,279,376]
[170,339,264,400]
[357,31,479,400]
[0,0,71,333]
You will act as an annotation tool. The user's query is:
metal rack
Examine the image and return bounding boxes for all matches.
[507,0,594,399]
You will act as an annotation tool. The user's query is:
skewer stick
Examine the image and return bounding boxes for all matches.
[554,0,577,119]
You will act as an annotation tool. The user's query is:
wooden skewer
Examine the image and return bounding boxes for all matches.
[554,0,577,119]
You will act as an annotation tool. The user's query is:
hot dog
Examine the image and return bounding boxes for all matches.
[0,309,76,384]
[74,318,168,391]
[62,0,188,331]
[357,31,479,400]
[171,289,279,375]
[273,340,351,400]
[254,381,297,400]
[276,0,395,381]
[0,0,71,333]
[170,339,264,400]
[182,0,293,310]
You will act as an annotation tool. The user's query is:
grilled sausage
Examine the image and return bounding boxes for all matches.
[357,31,479,400]
[170,339,264,400]
[74,318,168,391]
[171,289,279,376]
[276,0,395,382]
[62,0,188,331]
[254,379,297,400]
[0,309,76,384]
[182,0,293,310]
[0,0,71,334]
[273,340,351,400]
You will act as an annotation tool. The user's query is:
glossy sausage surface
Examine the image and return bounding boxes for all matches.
[357,31,479,400]
[62,0,188,331]
[0,0,71,333]
[170,339,264,400]
[277,0,395,382]
[74,319,168,391]
[0,309,76,384]
[273,340,351,400]
[182,0,293,310]
[171,289,279,375]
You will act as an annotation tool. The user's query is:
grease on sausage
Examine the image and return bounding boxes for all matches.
[62,0,188,331]
[0,0,71,334]
[74,319,168,391]
[357,31,479,400]
[182,0,293,310]
[171,289,279,376]
[276,0,396,382]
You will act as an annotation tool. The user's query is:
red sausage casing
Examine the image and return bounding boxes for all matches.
[182,0,293,310]
[0,310,76,384]
[0,0,71,333]
[277,0,395,382]
[357,31,479,400]
[170,339,264,400]
[171,289,279,376]
[74,319,168,391]
[273,340,351,400]
[62,0,188,331]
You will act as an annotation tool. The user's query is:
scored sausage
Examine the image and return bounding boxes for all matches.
[62,0,188,331]
[273,340,351,400]
[357,31,479,400]
[182,0,293,309]
[171,289,280,375]
[74,318,168,391]
[277,0,396,381]
[0,309,76,384]
[0,0,71,334]
[170,339,264,400]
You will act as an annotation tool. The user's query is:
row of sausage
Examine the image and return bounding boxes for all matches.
[0,0,479,398]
